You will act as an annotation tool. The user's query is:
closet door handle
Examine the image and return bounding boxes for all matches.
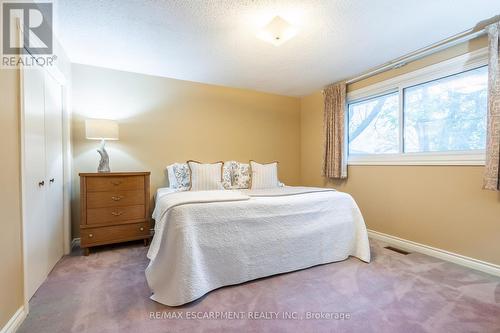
[49,178,55,183]
[38,181,45,187]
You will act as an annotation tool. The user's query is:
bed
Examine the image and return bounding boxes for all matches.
[146,186,371,306]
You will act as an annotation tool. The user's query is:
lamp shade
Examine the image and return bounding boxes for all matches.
[85,119,119,140]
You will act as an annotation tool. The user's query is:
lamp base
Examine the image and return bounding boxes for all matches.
[97,140,111,173]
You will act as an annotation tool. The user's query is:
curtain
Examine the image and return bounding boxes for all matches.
[484,22,500,191]
[322,82,347,179]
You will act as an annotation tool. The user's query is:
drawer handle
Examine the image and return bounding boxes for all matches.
[88,233,94,238]
[111,181,122,186]
[140,227,144,231]
[111,196,124,201]
[111,211,124,216]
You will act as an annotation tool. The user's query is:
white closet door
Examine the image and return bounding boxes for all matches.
[44,73,64,271]
[23,66,49,300]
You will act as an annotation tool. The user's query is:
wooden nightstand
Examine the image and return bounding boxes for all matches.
[79,172,151,255]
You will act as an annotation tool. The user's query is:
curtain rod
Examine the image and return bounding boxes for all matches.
[341,16,499,86]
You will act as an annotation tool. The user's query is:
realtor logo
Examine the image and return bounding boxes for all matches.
[2,1,53,55]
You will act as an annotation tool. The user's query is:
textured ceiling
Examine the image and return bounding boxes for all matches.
[57,0,500,96]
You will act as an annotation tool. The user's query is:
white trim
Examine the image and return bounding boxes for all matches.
[18,17,30,314]
[397,87,404,154]
[347,47,488,102]
[349,151,485,166]
[62,84,72,255]
[0,306,27,333]
[368,229,500,277]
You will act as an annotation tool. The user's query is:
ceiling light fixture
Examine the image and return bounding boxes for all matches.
[257,16,297,46]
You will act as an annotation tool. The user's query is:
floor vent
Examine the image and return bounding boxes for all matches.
[384,246,410,255]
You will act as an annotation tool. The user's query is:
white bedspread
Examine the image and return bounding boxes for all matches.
[146,187,370,306]
[242,186,337,197]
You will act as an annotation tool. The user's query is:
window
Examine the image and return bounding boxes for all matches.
[348,92,399,155]
[403,67,487,153]
[347,50,488,165]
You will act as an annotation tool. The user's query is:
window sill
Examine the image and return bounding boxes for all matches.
[348,152,485,166]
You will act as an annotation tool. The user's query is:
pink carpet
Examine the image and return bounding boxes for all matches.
[18,239,500,333]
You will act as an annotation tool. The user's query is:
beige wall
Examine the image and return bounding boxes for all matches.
[0,69,24,327]
[71,64,301,237]
[300,36,500,266]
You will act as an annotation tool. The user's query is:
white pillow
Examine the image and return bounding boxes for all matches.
[188,161,224,191]
[250,161,280,189]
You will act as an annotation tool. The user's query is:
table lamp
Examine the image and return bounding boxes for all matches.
[85,119,119,173]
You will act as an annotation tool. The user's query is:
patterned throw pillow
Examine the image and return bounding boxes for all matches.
[172,163,191,190]
[233,162,252,189]
[222,161,238,189]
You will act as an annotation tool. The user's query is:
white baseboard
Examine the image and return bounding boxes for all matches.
[0,306,27,333]
[368,229,500,277]
[71,238,80,249]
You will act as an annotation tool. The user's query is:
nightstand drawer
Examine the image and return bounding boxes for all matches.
[81,222,150,246]
[86,190,145,208]
[87,205,145,224]
[86,176,144,192]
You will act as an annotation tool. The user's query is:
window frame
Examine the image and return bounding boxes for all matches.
[346,48,488,166]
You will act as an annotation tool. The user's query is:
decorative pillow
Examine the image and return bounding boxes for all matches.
[232,162,252,189]
[171,163,190,190]
[250,161,280,189]
[187,161,224,191]
[166,164,178,188]
[222,161,238,189]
